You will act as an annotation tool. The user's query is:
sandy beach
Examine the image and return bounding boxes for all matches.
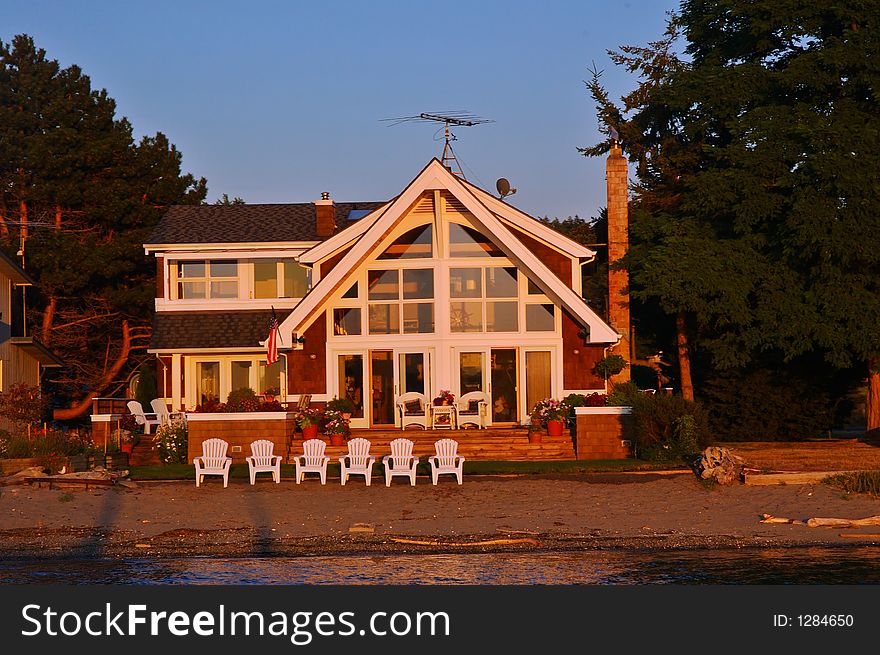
[2,471,879,559]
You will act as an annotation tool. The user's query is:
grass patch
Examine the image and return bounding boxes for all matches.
[823,471,880,497]
[58,492,74,502]
[129,459,680,481]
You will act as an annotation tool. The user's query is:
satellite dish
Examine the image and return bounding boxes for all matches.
[496,178,517,199]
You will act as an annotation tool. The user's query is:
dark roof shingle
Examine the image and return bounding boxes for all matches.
[150,310,293,350]
[146,202,385,245]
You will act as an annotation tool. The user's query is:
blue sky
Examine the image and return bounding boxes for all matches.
[1,0,673,220]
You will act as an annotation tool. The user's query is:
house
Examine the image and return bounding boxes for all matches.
[0,251,63,432]
[145,152,631,429]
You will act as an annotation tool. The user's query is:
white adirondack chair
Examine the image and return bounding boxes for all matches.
[246,439,282,484]
[127,400,160,435]
[193,438,232,488]
[429,438,465,485]
[295,438,330,484]
[454,391,490,429]
[382,438,419,486]
[396,392,429,430]
[339,437,376,486]
[150,398,173,427]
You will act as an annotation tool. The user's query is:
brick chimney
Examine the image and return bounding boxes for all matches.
[606,142,631,382]
[315,191,336,237]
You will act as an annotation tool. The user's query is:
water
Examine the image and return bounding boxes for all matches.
[2,547,879,584]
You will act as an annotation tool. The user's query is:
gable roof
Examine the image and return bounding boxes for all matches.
[278,159,619,343]
[146,202,386,246]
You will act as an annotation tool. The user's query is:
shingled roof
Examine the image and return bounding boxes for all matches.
[150,310,293,350]
[146,201,385,245]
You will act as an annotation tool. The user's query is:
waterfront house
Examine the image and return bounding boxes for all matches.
[145,153,631,435]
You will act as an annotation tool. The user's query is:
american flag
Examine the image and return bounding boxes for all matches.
[266,309,280,365]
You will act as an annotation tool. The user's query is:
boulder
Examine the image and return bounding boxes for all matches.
[693,446,743,485]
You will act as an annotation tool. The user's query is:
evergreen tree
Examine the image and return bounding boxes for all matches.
[584,1,880,429]
[0,35,207,418]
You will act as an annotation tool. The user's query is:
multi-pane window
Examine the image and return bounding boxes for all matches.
[450,267,518,332]
[177,261,239,299]
[366,268,434,334]
[253,259,309,299]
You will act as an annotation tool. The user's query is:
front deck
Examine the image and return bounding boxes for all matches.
[287,427,576,463]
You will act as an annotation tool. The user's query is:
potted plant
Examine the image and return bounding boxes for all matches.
[263,386,280,403]
[527,423,543,444]
[533,398,570,437]
[295,407,324,440]
[433,389,455,406]
[324,409,350,446]
[327,396,356,420]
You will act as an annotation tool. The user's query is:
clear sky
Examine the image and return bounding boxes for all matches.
[1,0,673,220]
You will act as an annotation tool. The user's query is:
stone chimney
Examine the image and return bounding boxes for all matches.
[606,142,631,382]
[315,191,336,237]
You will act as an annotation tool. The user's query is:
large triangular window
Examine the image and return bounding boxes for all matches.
[449,223,503,257]
[378,224,433,259]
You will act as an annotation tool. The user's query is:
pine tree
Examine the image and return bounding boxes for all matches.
[0,35,207,418]
[584,1,880,429]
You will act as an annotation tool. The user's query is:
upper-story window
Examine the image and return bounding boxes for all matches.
[177,261,238,299]
[378,225,433,259]
[450,266,518,332]
[253,259,309,299]
[367,268,434,334]
[449,223,503,257]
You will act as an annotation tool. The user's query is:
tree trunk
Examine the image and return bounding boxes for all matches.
[53,320,135,421]
[41,296,57,345]
[676,310,695,401]
[868,357,880,432]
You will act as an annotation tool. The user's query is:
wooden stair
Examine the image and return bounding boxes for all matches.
[287,428,576,463]
[129,437,161,467]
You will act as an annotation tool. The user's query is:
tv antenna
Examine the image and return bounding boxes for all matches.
[382,111,493,178]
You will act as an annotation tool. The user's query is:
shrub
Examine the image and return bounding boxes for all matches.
[225,387,261,412]
[824,471,880,497]
[327,396,356,414]
[629,394,711,464]
[154,422,188,464]
[134,363,158,410]
[0,384,47,434]
[701,368,835,441]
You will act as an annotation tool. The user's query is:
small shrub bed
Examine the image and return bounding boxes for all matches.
[824,471,880,497]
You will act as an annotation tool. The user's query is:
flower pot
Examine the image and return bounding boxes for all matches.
[546,419,564,437]
[528,431,542,444]
[330,433,345,446]
[302,424,319,440]
[120,443,134,454]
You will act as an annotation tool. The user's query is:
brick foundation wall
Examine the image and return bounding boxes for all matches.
[575,408,633,459]
[186,413,296,465]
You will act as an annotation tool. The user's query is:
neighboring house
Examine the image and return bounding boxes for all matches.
[0,251,63,432]
[145,157,628,428]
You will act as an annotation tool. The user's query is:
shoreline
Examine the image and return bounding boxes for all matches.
[3,473,880,562]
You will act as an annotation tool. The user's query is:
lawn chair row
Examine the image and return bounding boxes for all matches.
[193,437,465,488]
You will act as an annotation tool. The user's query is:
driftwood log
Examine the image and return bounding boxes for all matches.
[760,513,880,528]
[693,447,744,485]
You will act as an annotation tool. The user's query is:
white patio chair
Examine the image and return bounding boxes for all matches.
[454,391,490,429]
[193,438,232,488]
[127,400,160,435]
[246,439,282,484]
[339,437,376,486]
[395,392,429,430]
[382,438,419,486]
[429,438,465,485]
[150,398,174,427]
[295,438,330,485]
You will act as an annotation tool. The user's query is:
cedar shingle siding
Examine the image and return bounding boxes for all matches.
[146,202,384,245]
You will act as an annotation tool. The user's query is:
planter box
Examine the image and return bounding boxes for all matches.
[574,406,634,459]
[186,412,297,465]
